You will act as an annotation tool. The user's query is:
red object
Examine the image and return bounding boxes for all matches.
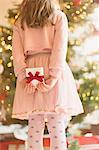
[73,0,81,6]
[43,136,99,147]
[26,71,44,83]
[0,91,7,101]
[43,138,50,147]
[0,136,99,149]
[0,140,24,150]
[74,136,99,145]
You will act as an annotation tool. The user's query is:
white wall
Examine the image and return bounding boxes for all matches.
[0,0,21,26]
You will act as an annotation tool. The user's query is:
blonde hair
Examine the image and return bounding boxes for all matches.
[17,0,60,29]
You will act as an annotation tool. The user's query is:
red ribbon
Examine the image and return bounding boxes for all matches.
[26,71,44,83]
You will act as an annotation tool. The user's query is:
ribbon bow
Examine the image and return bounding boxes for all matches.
[26,71,44,84]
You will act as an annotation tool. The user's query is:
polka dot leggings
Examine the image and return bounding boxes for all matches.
[28,113,67,150]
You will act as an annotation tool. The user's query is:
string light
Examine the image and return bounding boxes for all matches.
[1,41,5,46]
[1,100,4,104]
[69,40,75,45]
[7,62,12,67]
[76,10,80,14]
[95,105,98,109]
[0,59,3,64]
[6,44,12,50]
[6,107,10,112]
[93,65,97,70]
[0,48,3,52]
[8,103,11,107]
[10,72,13,76]
[7,36,12,40]
[70,2,73,6]
[83,6,87,10]
[10,56,13,60]
[87,92,90,96]
[66,5,71,9]
[6,85,10,91]
[75,40,82,45]
[90,96,94,100]
[95,97,99,101]
[82,93,86,98]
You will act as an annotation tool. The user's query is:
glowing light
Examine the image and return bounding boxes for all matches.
[66,5,71,9]
[95,105,98,109]
[0,59,3,64]
[7,107,10,112]
[10,56,13,60]
[95,97,99,101]
[75,40,81,45]
[0,48,3,52]
[7,62,12,67]
[70,2,73,5]
[90,96,94,100]
[87,92,90,96]
[6,44,11,50]
[83,6,87,10]
[8,104,11,107]
[76,11,80,14]
[8,36,12,40]
[6,85,10,91]
[1,100,4,104]
[15,15,18,19]
[1,41,5,46]
[10,72,13,75]
[82,93,86,98]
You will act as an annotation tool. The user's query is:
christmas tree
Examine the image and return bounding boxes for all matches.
[0,0,99,125]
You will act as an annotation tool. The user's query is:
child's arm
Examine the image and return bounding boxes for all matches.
[49,11,68,79]
[37,11,68,92]
[12,22,27,82]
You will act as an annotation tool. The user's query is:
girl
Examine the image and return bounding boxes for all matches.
[12,0,84,149]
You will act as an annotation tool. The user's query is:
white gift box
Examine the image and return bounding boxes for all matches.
[26,67,44,86]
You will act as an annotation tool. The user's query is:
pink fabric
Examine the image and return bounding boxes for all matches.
[12,9,84,120]
[37,76,58,92]
[12,25,27,81]
[12,10,68,81]
[12,52,83,120]
[28,113,67,150]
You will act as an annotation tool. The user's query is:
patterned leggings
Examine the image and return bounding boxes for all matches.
[28,113,67,150]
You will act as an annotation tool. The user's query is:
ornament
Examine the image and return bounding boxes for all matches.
[0,91,7,101]
[0,64,4,74]
[73,0,81,6]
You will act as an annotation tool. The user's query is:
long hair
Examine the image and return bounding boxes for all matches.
[17,0,60,29]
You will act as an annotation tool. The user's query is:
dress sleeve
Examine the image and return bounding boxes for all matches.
[49,11,68,79]
[12,22,27,81]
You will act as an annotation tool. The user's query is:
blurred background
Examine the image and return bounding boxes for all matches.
[0,0,99,150]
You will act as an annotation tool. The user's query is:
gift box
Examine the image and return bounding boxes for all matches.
[26,67,44,86]
[8,144,25,150]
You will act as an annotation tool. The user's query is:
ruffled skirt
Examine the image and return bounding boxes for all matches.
[12,50,84,120]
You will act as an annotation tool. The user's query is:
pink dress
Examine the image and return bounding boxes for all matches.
[12,9,84,120]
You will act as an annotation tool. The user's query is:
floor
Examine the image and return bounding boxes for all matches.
[8,145,49,150]
[8,145,99,150]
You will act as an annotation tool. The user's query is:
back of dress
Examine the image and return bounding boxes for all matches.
[12,9,84,120]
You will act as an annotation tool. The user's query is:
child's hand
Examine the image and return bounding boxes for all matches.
[20,78,36,94]
[37,76,57,92]
[24,83,36,94]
